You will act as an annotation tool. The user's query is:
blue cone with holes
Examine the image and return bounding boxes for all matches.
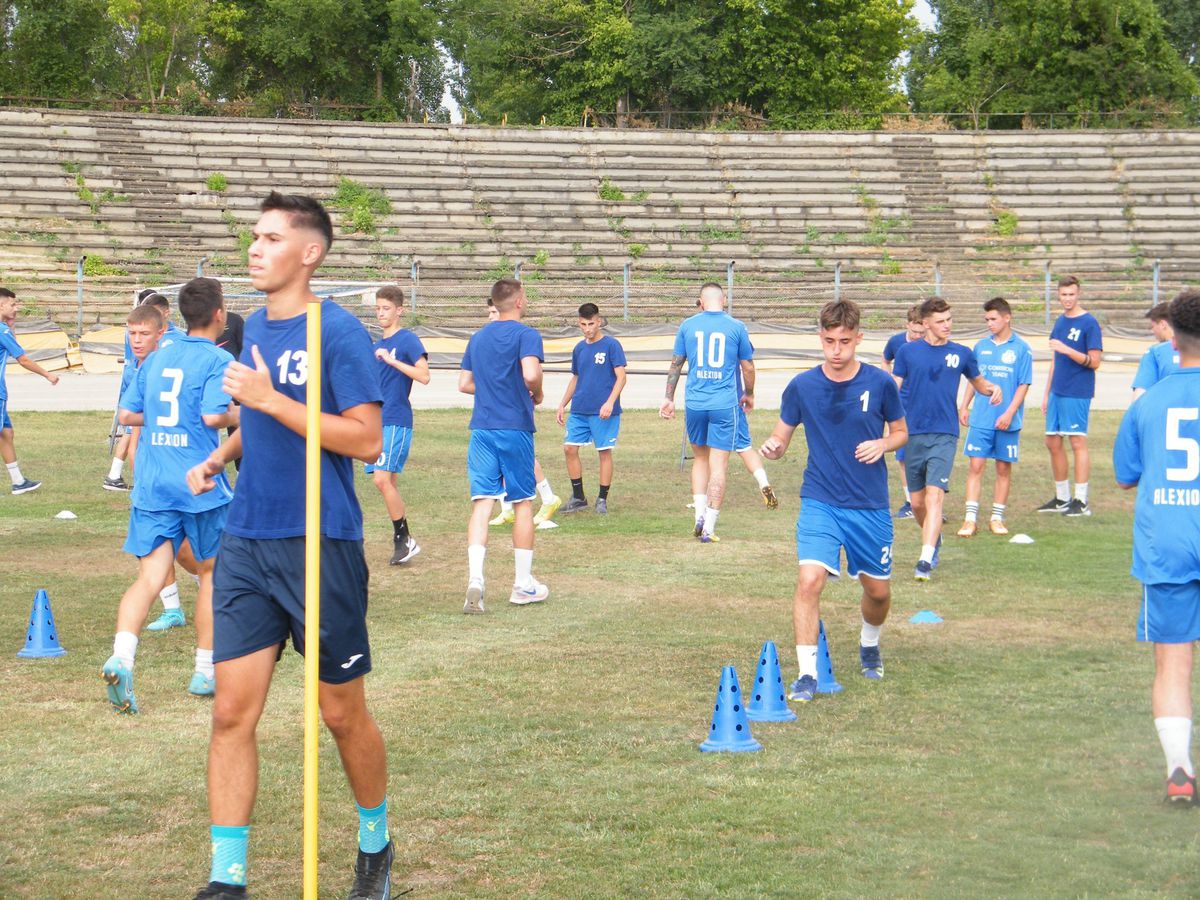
[816,620,842,694]
[17,589,67,658]
[700,665,762,752]
[747,640,796,722]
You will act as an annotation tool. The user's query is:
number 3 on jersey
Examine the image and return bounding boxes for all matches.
[276,349,308,386]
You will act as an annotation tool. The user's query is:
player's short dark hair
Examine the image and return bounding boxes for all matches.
[906,303,923,324]
[140,292,170,315]
[819,300,861,332]
[1169,289,1200,354]
[578,303,600,319]
[983,297,1011,316]
[376,285,405,307]
[0,287,14,300]
[919,296,950,320]
[127,304,163,328]
[699,281,724,295]
[1058,275,1080,289]
[178,277,224,330]
[490,278,523,311]
[261,191,334,250]
[136,287,158,303]
[1146,302,1172,322]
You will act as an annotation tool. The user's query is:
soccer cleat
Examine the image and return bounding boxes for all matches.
[693,518,704,538]
[559,497,590,514]
[1036,496,1069,513]
[102,476,131,492]
[389,536,420,566]
[463,581,485,615]
[956,520,977,538]
[913,560,933,582]
[347,839,395,900]
[988,518,1010,536]
[146,608,186,631]
[509,579,549,605]
[11,478,41,495]
[188,671,216,696]
[860,644,884,680]
[533,495,562,525]
[761,485,779,509]
[101,655,138,714]
[894,501,914,519]
[699,531,720,544]
[488,507,514,526]
[787,674,818,702]
[192,884,248,899]
[594,497,608,515]
[1165,768,1197,806]
[1064,498,1091,517]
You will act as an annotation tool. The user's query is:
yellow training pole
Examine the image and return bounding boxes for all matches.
[303,297,322,899]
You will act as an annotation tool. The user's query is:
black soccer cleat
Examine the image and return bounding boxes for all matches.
[348,840,395,899]
[1036,496,1069,513]
[1064,498,1091,517]
[193,883,248,899]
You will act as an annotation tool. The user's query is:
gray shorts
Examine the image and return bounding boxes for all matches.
[905,433,957,492]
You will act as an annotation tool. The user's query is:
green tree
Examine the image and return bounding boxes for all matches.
[1154,0,1199,68]
[107,0,211,101]
[0,0,121,97]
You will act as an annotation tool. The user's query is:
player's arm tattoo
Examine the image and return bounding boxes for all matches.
[665,354,686,400]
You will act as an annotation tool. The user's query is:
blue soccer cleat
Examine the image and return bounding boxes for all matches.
[860,644,884,680]
[913,560,933,582]
[146,608,186,632]
[693,518,704,538]
[12,478,41,495]
[787,674,818,702]
[894,501,913,519]
[102,655,138,714]
[188,671,215,696]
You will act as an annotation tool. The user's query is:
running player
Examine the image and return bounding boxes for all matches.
[956,297,1033,537]
[1132,302,1179,400]
[185,193,394,899]
[556,302,627,514]
[0,288,58,494]
[366,285,429,564]
[1113,288,1200,804]
[102,277,237,712]
[1038,275,1103,517]
[460,278,549,614]
[882,304,924,518]
[661,282,755,543]
[760,300,907,701]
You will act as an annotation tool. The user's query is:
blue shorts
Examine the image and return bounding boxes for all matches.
[1138,581,1200,644]
[685,407,737,452]
[0,397,10,430]
[963,426,1021,462]
[468,429,536,501]
[123,505,227,561]
[364,425,412,474]
[565,413,620,450]
[735,408,752,452]
[796,498,893,580]
[212,533,372,683]
[905,433,957,492]
[896,446,905,463]
[1045,393,1091,436]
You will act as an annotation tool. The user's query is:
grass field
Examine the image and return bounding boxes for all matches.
[1,408,1196,898]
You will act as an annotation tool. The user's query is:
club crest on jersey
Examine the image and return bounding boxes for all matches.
[1002,350,1017,364]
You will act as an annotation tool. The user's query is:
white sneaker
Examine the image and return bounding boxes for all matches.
[509,579,549,605]
[464,580,485,615]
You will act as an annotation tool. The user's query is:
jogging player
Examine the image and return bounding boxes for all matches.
[0,288,58,494]
[1132,302,1179,400]
[882,303,925,518]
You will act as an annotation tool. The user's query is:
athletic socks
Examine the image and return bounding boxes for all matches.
[196,648,214,679]
[1156,717,1194,776]
[6,460,23,485]
[210,824,249,887]
[1074,482,1089,503]
[392,517,409,543]
[919,544,936,564]
[964,501,979,524]
[113,631,138,668]
[159,582,181,611]
[702,507,719,535]
[514,548,534,587]
[107,457,124,480]
[570,478,585,502]
[692,494,707,522]
[357,799,390,854]
[536,478,554,504]
[1055,480,1070,503]
[796,644,818,680]
[991,503,1006,522]
[598,483,610,501]
[752,468,770,490]
[467,544,486,583]
[860,619,882,648]
[500,498,513,514]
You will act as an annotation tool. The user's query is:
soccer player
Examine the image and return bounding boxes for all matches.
[555,302,627,513]
[0,287,59,494]
[367,285,429,564]
[893,296,1001,581]
[660,282,755,543]
[1038,275,1103,517]
[102,277,237,712]
[882,304,925,519]
[956,297,1033,537]
[185,193,394,899]
[1132,302,1179,400]
[760,300,907,701]
[460,278,549,614]
[1113,288,1200,804]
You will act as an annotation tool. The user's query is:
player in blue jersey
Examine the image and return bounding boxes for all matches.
[102,277,237,713]
[1038,275,1103,517]
[660,282,755,543]
[0,288,59,494]
[893,297,1002,581]
[556,303,627,514]
[460,278,548,614]
[760,300,908,701]
[1132,302,1179,400]
[956,297,1033,537]
[185,194,394,900]
[882,304,925,519]
[366,285,429,564]
[1113,288,1200,805]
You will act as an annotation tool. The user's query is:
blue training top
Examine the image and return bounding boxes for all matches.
[672,311,753,411]
[1132,340,1180,392]
[780,363,904,510]
[0,322,24,400]
[893,338,980,437]
[462,320,544,432]
[571,334,627,416]
[373,328,427,428]
[1049,312,1103,399]
[882,331,907,364]
[970,332,1033,432]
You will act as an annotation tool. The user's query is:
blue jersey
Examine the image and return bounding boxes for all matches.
[571,334,627,416]
[780,364,904,510]
[0,322,24,400]
[374,328,426,428]
[1113,368,1200,585]
[119,335,234,513]
[673,311,753,411]
[1132,341,1180,392]
[882,331,907,364]
[461,320,543,431]
[970,333,1033,432]
[225,300,382,541]
[893,339,980,437]
[1049,312,1102,398]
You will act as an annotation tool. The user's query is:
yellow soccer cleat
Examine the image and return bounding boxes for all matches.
[533,495,562,525]
[489,506,515,526]
[988,518,1010,536]
[956,520,978,538]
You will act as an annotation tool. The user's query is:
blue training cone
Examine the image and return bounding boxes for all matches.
[747,641,797,722]
[816,620,842,694]
[17,589,67,658]
[699,665,762,752]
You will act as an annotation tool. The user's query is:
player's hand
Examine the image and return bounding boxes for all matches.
[988,385,1003,406]
[187,453,225,495]
[47,373,59,386]
[530,389,543,406]
[740,392,754,411]
[659,399,675,420]
[1048,339,1068,354]
[854,438,886,464]
[225,345,277,412]
[996,412,1013,431]
[555,405,566,426]
[374,347,390,362]
[958,407,969,427]
[599,401,614,420]
[1041,395,1049,414]
[760,436,785,460]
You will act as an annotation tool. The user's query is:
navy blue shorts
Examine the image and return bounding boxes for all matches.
[212,533,372,684]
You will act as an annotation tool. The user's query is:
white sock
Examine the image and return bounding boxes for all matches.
[991,503,1006,521]
[108,457,124,480]
[964,501,979,524]
[692,494,707,521]
[919,543,936,564]
[7,460,23,485]
[796,644,818,680]
[903,487,911,502]
[752,468,769,490]
[514,548,533,587]
[860,619,882,648]
[1055,480,1070,502]
[1075,482,1089,503]
[537,479,554,503]
[195,648,214,679]
[159,583,181,611]
[113,631,138,668]
[703,507,719,534]
[501,498,513,513]
[467,544,486,583]
[1156,717,1194,776]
